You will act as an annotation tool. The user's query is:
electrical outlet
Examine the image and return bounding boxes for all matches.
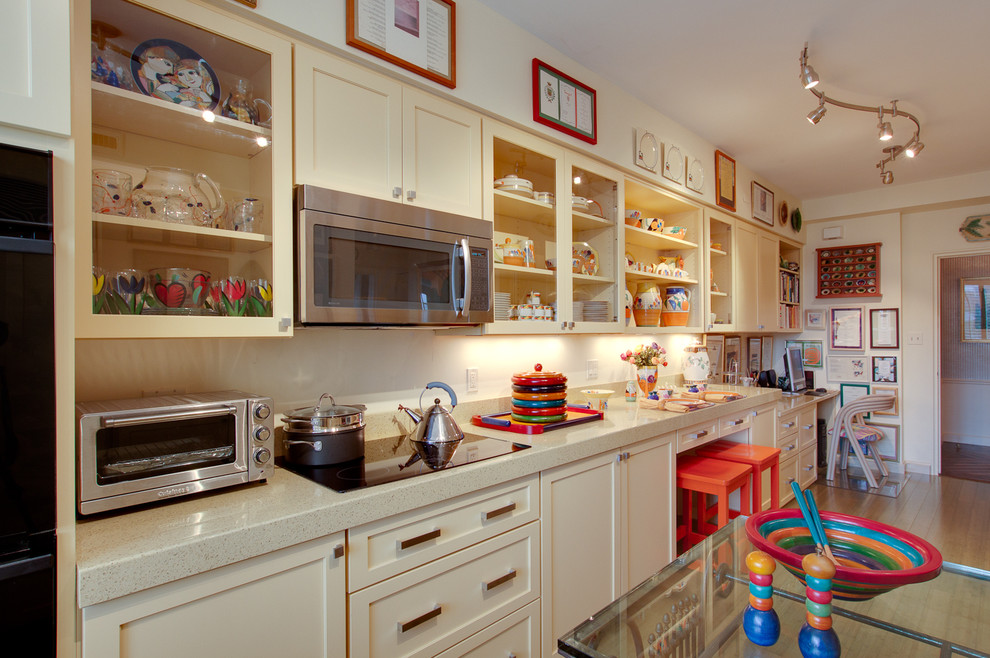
[466,368,479,392]
[908,332,923,345]
[587,359,599,379]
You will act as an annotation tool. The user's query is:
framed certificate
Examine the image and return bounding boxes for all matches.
[532,59,597,144]
[715,150,736,212]
[870,308,899,348]
[829,306,864,350]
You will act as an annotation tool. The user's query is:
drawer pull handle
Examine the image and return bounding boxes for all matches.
[782,422,796,429]
[783,444,796,452]
[803,424,814,430]
[787,477,796,484]
[333,544,344,559]
[399,528,441,550]
[804,465,815,471]
[399,605,442,633]
[483,502,517,521]
[726,419,743,426]
[690,430,709,440]
[482,569,518,592]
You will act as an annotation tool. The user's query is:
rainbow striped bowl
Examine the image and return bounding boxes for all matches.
[745,509,943,601]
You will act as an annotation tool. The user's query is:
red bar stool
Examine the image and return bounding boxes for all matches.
[676,455,752,550]
[695,440,781,513]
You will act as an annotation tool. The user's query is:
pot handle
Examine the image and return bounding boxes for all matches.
[419,381,457,411]
[194,171,225,220]
[284,438,323,451]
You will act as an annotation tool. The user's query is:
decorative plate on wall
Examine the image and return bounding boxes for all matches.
[636,128,659,173]
[779,201,789,225]
[686,157,704,193]
[662,143,684,184]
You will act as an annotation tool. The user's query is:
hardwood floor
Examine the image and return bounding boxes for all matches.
[940,442,990,484]
[792,473,990,571]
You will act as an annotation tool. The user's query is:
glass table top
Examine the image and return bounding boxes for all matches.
[558,517,990,657]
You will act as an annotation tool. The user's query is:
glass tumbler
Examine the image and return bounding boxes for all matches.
[231,198,263,233]
[92,169,133,216]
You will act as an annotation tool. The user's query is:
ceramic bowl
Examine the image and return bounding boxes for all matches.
[661,225,687,238]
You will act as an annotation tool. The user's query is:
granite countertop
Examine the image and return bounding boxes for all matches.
[776,389,839,416]
[76,385,784,607]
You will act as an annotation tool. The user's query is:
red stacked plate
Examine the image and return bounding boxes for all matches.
[511,364,567,423]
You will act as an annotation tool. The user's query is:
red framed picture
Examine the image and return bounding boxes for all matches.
[532,59,597,145]
[715,150,736,212]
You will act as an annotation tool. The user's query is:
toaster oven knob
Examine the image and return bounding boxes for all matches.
[254,403,272,420]
[254,447,272,465]
[254,425,271,442]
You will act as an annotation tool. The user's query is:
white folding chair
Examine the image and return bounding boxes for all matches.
[825,394,896,489]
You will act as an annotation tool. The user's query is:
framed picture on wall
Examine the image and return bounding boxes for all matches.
[868,423,901,461]
[715,150,736,212]
[872,385,899,415]
[827,356,869,382]
[870,308,899,348]
[747,337,762,376]
[724,336,742,383]
[829,306,865,350]
[805,308,826,330]
[872,356,897,382]
[532,59,597,144]
[761,336,774,371]
[839,383,871,416]
[705,334,724,381]
[802,340,824,369]
[752,182,774,226]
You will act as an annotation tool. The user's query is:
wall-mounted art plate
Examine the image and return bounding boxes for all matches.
[636,128,659,173]
[662,143,684,184]
[686,157,704,193]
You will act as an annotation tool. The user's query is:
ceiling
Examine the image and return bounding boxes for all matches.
[473,0,990,201]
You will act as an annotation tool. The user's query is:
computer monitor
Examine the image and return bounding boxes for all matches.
[783,345,807,394]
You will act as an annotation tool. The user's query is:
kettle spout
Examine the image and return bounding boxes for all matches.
[398,404,422,424]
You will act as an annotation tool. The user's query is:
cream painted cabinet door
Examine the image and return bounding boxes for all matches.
[294,44,403,203]
[734,223,778,331]
[756,231,779,330]
[620,434,675,592]
[540,451,620,658]
[294,45,482,217]
[402,87,482,217]
[0,0,70,135]
[81,534,346,658]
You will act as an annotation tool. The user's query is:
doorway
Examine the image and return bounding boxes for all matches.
[939,254,990,483]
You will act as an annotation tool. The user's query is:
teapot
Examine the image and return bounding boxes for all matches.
[131,166,224,227]
[398,381,464,470]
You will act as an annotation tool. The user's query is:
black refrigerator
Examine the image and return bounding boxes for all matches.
[0,143,56,656]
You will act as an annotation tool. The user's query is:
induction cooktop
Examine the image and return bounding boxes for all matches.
[276,433,529,493]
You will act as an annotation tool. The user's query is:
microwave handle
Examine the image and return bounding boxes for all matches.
[103,405,236,428]
[455,238,471,317]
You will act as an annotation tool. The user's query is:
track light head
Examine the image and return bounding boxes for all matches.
[906,139,925,158]
[878,121,893,141]
[807,101,826,124]
[800,64,819,90]
[881,170,894,184]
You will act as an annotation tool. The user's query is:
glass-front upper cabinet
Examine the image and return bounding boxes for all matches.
[78,0,292,338]
[623,178,703,333]
[706,209,734,331]
[778,237,802,331]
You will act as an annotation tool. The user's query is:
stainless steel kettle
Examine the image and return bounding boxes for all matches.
[398,382,464,469]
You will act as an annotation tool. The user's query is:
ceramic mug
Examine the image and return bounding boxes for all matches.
[527,291,541,305]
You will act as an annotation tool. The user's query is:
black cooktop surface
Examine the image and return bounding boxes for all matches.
[277,433,529,493]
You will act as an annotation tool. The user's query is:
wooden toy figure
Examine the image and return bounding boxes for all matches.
[743,550,780,646]
[799,553,841,657]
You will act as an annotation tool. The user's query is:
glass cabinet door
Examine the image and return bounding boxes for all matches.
[79,0,292,337]
[706,210,734,331]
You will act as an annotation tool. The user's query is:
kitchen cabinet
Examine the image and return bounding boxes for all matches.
[778,237,803,331]
[77,0,294,338]
[624,177,704,333]
[705,209,735,331]
[748,402,777,510]
[434,599,540,658]
[294,44,482,218]
[734,221,778,332]
[0,0,70,135]
[540,433,675,657]
[482,119,621,333]
[80,534,346,658]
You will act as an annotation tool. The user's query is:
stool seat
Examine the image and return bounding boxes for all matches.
[696,441,782,512]
[676,455,753,550]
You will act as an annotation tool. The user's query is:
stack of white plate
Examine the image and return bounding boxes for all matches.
[572,301,584,322]
[582,301,610,322]
[494,292,511,321]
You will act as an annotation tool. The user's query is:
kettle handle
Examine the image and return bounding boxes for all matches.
[419,381,457,411]
[194,172,225,220]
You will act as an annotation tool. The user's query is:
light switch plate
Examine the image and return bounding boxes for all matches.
[908,333,923,345]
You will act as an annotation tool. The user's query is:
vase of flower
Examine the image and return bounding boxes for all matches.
[637,366,658,396]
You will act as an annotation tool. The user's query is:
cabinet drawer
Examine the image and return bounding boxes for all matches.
[777,411,800,441]
[434,599,539,658]
[718,410,752,437]
[798,445,818,489]
[677,419,719,453]
[348,474,538,592]
[349,522,539,658]
[798,408,818,450]
[778,453,799,506]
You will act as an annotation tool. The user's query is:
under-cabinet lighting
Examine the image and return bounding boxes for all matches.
[256,136,269,148]
[202,110,216,123]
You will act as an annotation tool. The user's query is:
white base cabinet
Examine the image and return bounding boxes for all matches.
[540,433,675,657]
[80,534,346,658]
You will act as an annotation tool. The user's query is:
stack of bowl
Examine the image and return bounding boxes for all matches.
[510,364,568,423]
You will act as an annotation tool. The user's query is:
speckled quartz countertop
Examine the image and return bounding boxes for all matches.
[776,389,839,415]
[76,385,785,608]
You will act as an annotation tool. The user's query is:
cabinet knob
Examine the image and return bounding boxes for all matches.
[393,186,402,198]
[568,321,575,329]
[333,544,344,559]
[406,189,417,201]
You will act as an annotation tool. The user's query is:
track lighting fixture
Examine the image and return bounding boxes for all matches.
[807,99,826,124]
[799,43,924,185]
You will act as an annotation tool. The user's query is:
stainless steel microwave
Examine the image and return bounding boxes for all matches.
[76,391,274,515]
[295,186,493,325]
